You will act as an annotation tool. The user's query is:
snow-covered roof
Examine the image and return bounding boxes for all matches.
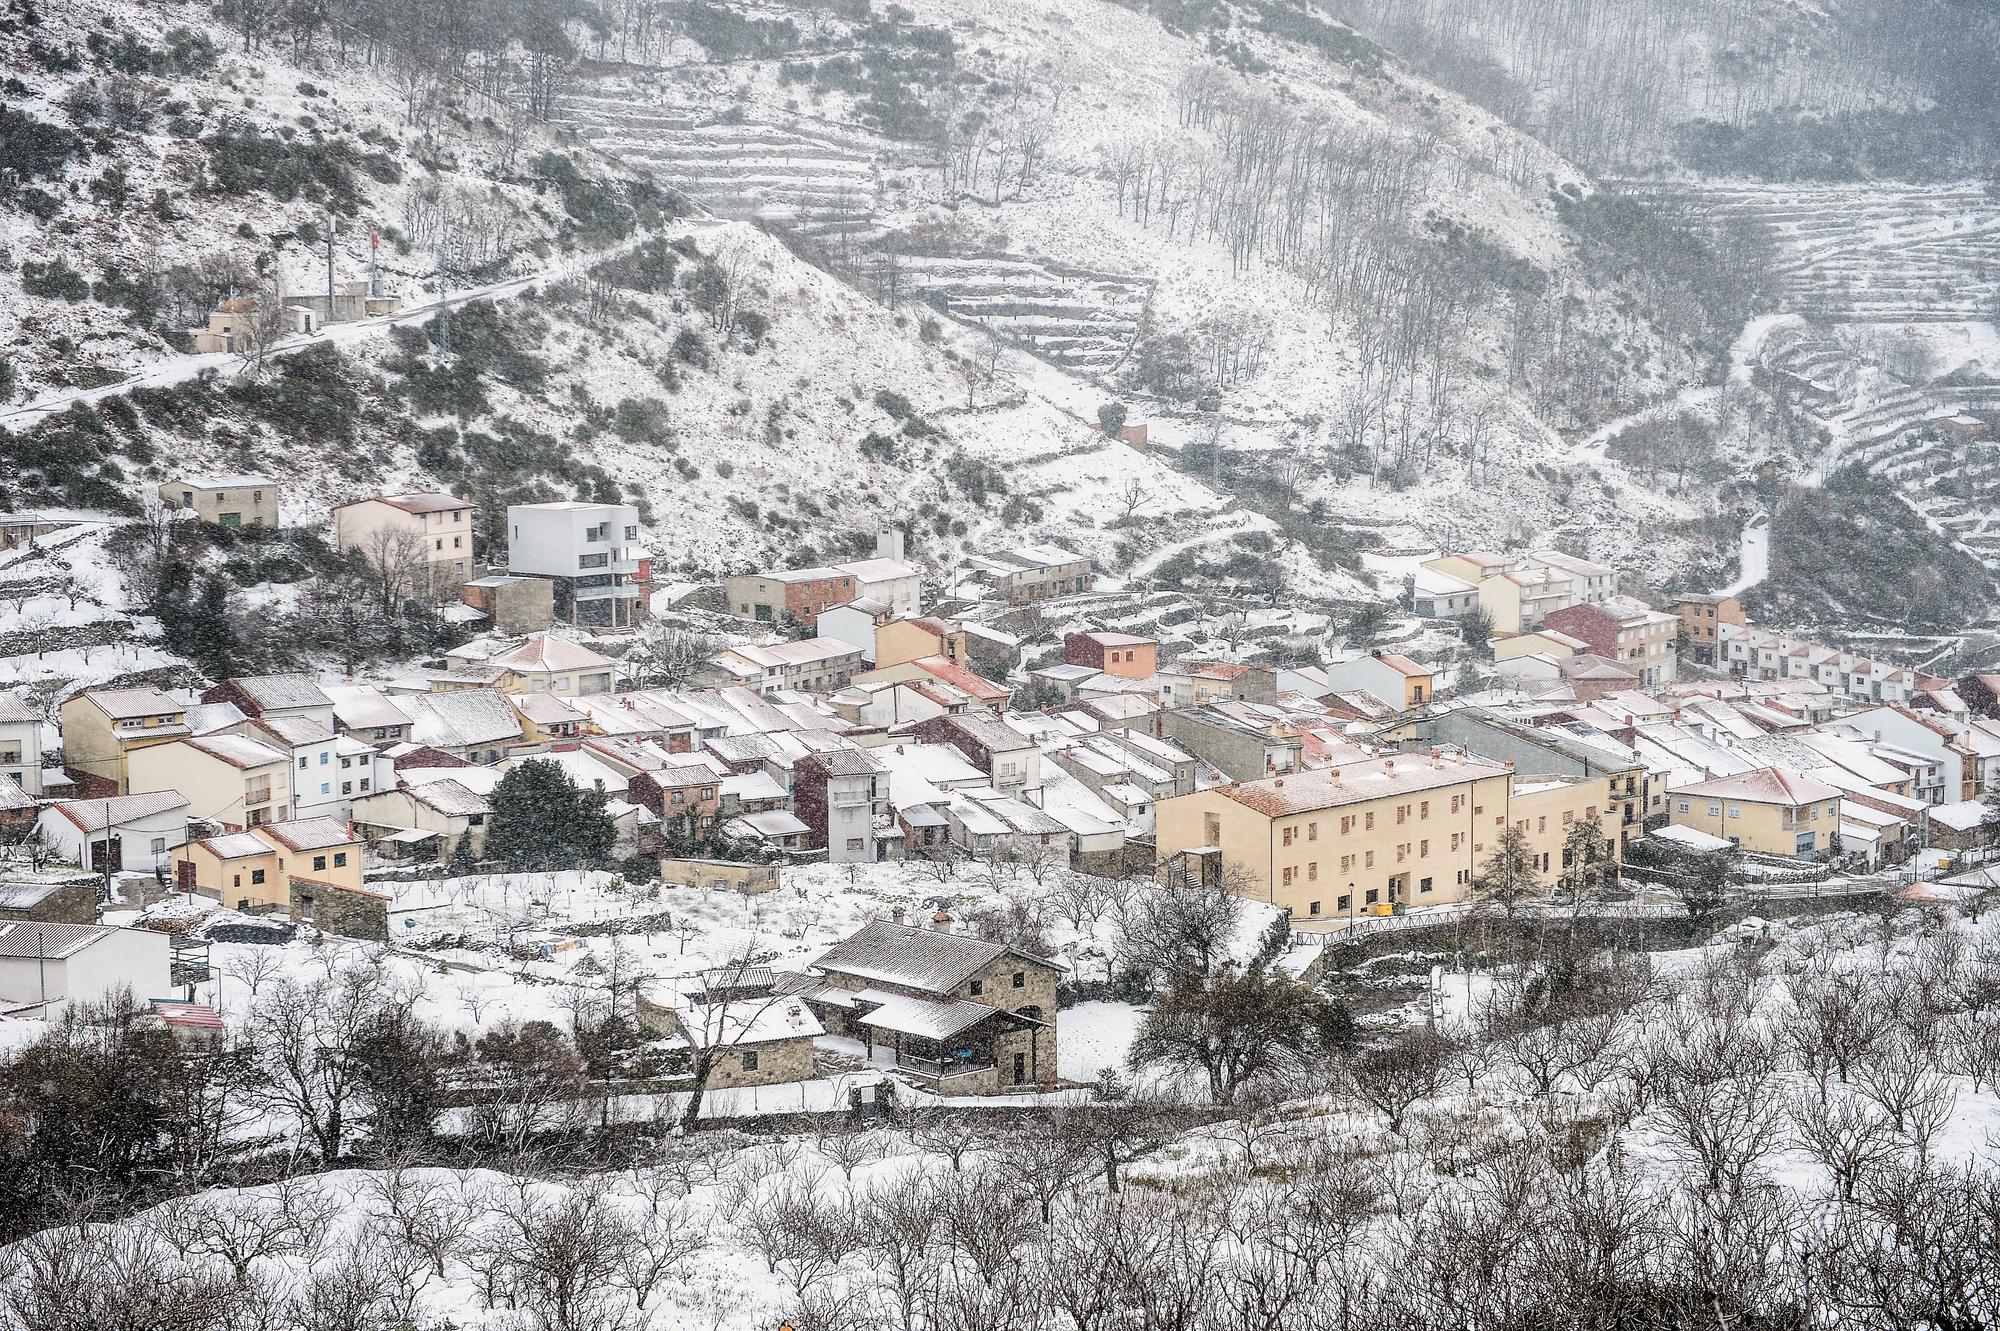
[184,733,288,770]
[810,919,1057,995]
[0,693,38,724]
[46,791,188,832]
[1929,799,1989,833]
[323,685,415,732]
[490,634,616,674]
[198,832,271,859]
[0,922,129,960]
[1670,767,1840,806]
[853,989,1006,1042]
[258,818,359,852]
[406,779,491,817]
[76,686,184,720]
[253,714,336,747]
[406,691,523,749]
[340,491,466,515]
[227,674,334,712]
[728,810,810,839]
[1649,824,1734,853]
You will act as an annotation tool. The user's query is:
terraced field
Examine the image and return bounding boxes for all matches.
[549,85,1156,376]
[1612,179,2000,576]
[1612,180,2000,323]
[893,254,1154,372]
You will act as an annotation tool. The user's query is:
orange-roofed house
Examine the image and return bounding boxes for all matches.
[1667,768,1842,858]
[1321,650,1434,710]
[1155,750,1517,920]
[1064,631,1158,680]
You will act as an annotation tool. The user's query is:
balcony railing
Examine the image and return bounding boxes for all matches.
[898,1054,995,1080]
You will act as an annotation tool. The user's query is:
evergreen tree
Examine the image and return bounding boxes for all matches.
[187,572,239,679]
[1473,824,1541,917]
[446,833,479,877]
[486,758,616,872]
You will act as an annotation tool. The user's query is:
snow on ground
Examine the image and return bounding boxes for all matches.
[1056,1000,1146,1083]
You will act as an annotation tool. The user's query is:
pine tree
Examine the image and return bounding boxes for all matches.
[487,758,616,872]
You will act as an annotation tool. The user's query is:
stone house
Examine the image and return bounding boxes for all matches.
[159,474,281,528]
[638,968,823,1090]
[723,568,857,629]
[789,918,1062,1094]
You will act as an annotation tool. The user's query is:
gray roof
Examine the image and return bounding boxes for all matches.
[809,919,1058,995]
[407,690,522,749]
[807,746,883,778]
[0,693,36,724]
[0,921,118,959]
[47,791,189,832]
[231,674,334,712]
[0,882,65,909]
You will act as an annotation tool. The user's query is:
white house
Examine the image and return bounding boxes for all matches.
[817,597,894,663]
[505,501,648,629]
[0,691,43,796]
[36,792,192,874]
[238,714,344,821]
[0,923,173,1018]
[830,558,922,617]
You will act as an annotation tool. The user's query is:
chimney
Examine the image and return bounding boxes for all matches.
[1505,759,1516,771]
[1430,746,1441,758]
[1385,757,1395,770]
[1273,777,1285,788]
[891,905,905,924]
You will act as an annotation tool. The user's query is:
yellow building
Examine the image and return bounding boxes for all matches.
[59,687,191,794]
[1667,768,1842,858]
[1156,751,1618,921]
[1157,751,1511,920]
[173,817,367,912]
[1507,775,1621,879]
[127,733,290,830]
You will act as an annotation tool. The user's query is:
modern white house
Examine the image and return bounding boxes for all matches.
[0,691,44,796]
[505,501,649,628]
[0,923,172,1019]
[35,792,192,874]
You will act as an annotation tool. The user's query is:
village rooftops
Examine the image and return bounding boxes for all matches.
[223,674,334,713]
[406,778,492,817]
[323,685,415,732]
[1670,767,1841,805]
[809,918,1061,996]
[908,655,1011,702]
[258,817,359,852]
[184,733,288,769]
[75,686,185,720]
[339,491,467,515]
[832,557,920,582]
[49,791,189,832]
[1527,549,1616,578]
[489,634,617,673]
[804,746,884,778]
[1221,752,1511,817]
[252,715,337,746]
[198,832,271,859]
[406,691,523,749]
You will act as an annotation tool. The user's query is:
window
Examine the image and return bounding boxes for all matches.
[1365,889,1380,904]
[1282,866,1295,886]
[845,837,865,851]
[1309,900,1321,916]
[1451,832,1464,851]
[342,781,353,795]
[1340,815,1355,834]
[1419,839,1429,856]
[313,855,328,871]
[1396,804,1408,824]
[1340,854,1354,872]
[579,552,609,569]
[1308,822,1318,841]
[1337,895,1351,912]
[1562,810,1574,825]
[319,782,329,795]
[453,536,462,549]
[1364,850,1375,868]
[970,980,984,996]
[1678,800,1691,813]
[434,538,443,551]
[1012,971,1025,988]
[251,869,266,885]
[1707,803,1722,816]
[1282,826,1295,847]
[298,757,308,770]
[334,852,347,867]
[1537,816,1547,833]
[151,836,166,854]
[741,1050,760,1072]
[1308,862,1318,881]
[1419,876,1434,894]
[1396,844,1408,863]
[1364,811,1375,830]
[319,751,329,765]
[1420,800,1430,818]
[624,525,638,540]
[1451,794,1463,813]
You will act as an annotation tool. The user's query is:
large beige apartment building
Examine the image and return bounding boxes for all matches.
[332,491,475,595]
[1156,749,1617,921]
